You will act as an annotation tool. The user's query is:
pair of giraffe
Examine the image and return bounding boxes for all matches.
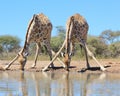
[4,13,105,71]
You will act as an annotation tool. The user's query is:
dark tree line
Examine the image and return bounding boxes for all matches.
[0,27,120,59]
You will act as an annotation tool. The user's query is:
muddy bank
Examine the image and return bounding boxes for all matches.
[0,59,120,73]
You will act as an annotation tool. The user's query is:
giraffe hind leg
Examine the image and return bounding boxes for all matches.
[44,43,54,68]
[31,43,41,68]
[80,43,90,69]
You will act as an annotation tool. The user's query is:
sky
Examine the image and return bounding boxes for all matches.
[0,0,120,45]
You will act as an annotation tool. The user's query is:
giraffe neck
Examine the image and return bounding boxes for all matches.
[19,15,35,57]
[19,41,29,57]
[66,16,74,54]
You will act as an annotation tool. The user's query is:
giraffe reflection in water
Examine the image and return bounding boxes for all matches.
[0,71,108,96]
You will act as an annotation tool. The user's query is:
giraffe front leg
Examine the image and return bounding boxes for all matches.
[52,50,66,68]
[31,43,41,68]
[85,44,106,71]
[42,40,66,71]
[4,54,19,70]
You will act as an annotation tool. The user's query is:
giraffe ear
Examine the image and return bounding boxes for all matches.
[69,53,72,56]
[61,52,72,57]
[23,52,29,57]
[61,52,65,57]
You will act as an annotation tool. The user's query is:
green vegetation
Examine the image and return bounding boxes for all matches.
[0,27,120,60]
[0,35,21,59]
[0,35,20,52]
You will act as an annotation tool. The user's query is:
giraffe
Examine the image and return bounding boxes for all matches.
[42,13,106,71]
[4,13,65,70]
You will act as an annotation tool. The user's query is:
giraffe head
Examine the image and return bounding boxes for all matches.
[61,52,72,71]
[17,52,28,71]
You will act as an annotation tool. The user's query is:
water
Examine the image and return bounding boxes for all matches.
[0,71,120,96]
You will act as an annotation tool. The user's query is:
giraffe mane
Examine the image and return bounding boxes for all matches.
[22,14,36,53]
[65,16,74,53]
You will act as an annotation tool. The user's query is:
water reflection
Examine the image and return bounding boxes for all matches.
[0,71,120,96]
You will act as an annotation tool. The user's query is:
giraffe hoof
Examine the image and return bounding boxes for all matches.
[30,66,36,69]
[42,69,47,72]
[31,64,36,68]
[65,68,69,71]
[42,67,49,72]
[101,67,106,71]
[19,68,24,71]
[80,68,87,72]
[4,66,9,70]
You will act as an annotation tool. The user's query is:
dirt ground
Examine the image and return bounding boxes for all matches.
[0,59,120,73]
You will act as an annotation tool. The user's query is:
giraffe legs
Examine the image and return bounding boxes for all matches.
[81,41,105,71]
[81,42,106,71]
[31,43,41,68]
[81,43,90,69]
[4,54,19,70]
[44,41,54,68]
[32,41,65,70]
[42,40,66,71]
[85,44,106,71]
